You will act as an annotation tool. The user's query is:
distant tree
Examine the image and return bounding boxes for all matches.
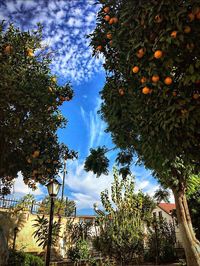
[14,193,35,212]
[93,169,155,265]
[154,188,170,203]
[0,21,74,195]
[38,196,76,217]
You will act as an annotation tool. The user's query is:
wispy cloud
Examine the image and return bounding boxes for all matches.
[0,0,104,83]
[80,98,110,154]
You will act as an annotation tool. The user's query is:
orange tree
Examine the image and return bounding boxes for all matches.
[87,0,200,265]
[0,22,74,195]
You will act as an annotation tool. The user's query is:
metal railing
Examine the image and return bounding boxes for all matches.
[0,197,41,214]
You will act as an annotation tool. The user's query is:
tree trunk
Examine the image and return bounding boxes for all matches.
[173,188,200,266]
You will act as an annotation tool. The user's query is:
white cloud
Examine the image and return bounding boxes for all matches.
[13,172,44,197]
[0,0,105,84]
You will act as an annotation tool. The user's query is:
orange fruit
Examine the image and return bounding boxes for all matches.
[96,45,102,51]
[104,15,110,21]
[164,77,173,85]
[142,86,151,94]
[154,50,163,59]
[51,77,57,83]
[193,93,199,99]
[32,150,40,158]
[59,96,65,101]
[171,31,177,38]
[184,26,191,33]
[132,66,139,73]
[27,158,32,164]
[152,75,160,83]
[188,13,195,21]
[48,87,53,93]
[172,91,177,96]
[119,88,125,96]
[113,17,118,23]
[193,7,200,15]
[136,48,145,58]
[26,48,34,57]
[106,32,112,39]
[196,11,200,19]
[140,77,147,83]
[154,15,163,23]
[109,18,114,25]
[4,45,13,54]
[104,7,110,13]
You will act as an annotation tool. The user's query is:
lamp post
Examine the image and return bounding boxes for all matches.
[45,179,61,266]
[13,227,19,250]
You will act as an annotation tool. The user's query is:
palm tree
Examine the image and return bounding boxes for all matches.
[154,187,170,203]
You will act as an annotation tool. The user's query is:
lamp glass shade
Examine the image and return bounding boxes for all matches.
[46,179,61,197]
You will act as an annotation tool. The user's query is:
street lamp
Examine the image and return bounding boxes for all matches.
[45,179,61,266]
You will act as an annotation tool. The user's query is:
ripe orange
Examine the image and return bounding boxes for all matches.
[32,150,40,158]
[103,7,110,13]
[51,77,57,83]
[4,45,13,54]
[184,26,191,33]
[119,88,125,96]
[106,32,112,39]
[154,50,163,59]
[154,15,163,23]
[104,15,110,21]
[171,31,177,38]
[193,7,200,15]
[26,48,34,57]
[172,91,177,96]
[193,93,199,99]
[196,11,200,19]
[132,66,139,73]
[140,77,147,83]
[164,77,173,85]
[109,18,114,25]
[188,13,195,21]
[59,96,65,101]
[27,158,32,164]
[136,48,145,58]
[113,17,118,23]
[152,75,160,83]
[96,45,102,51]
[142,86,151,94]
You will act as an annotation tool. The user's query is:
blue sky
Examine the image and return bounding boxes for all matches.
[0,0,173,214]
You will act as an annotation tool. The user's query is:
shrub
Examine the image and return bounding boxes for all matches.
[7,250,44,266]
[67,240,90,262]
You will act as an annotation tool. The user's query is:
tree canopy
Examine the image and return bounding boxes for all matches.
[87,1,200,264]
[0,22,74,195]
[88,0,200,183]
